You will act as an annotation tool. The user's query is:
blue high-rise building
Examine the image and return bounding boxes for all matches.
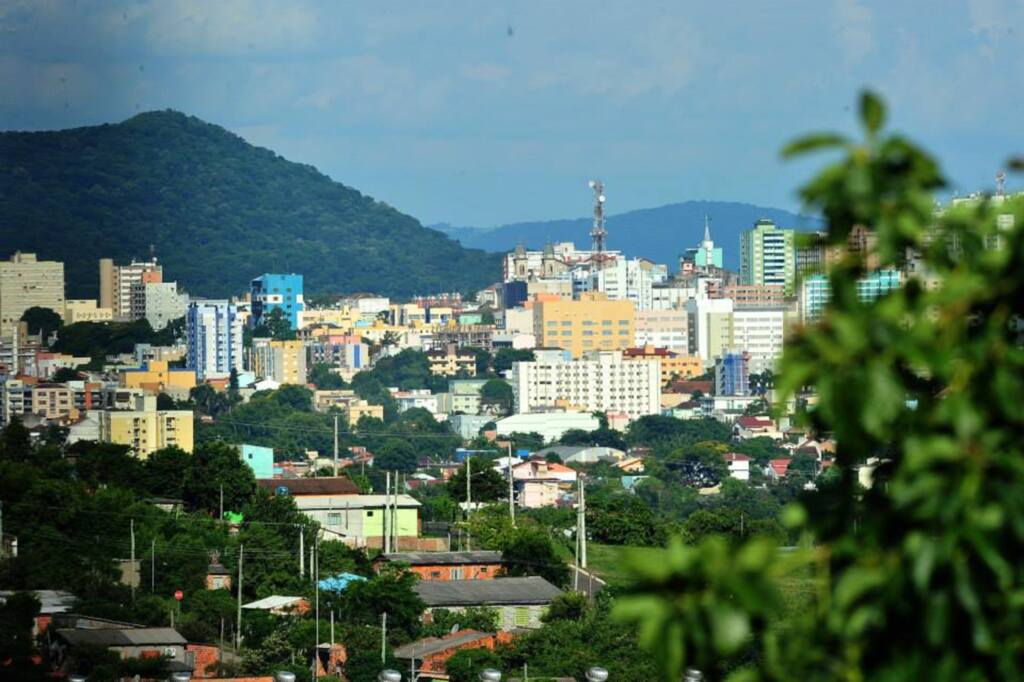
[715,351,750,397]
[251,273,304,330]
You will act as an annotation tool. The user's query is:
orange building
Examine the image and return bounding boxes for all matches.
[373,551,504,581]
[623,344,702,385]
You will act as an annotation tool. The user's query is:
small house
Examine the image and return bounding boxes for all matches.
[414,576,562,631]
[374,551,504,581]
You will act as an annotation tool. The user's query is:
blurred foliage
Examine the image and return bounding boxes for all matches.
[615,91,1024,680]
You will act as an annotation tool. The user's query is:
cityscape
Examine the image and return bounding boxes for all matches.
[0,3,1022,682]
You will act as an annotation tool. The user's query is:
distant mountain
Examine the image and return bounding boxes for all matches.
[0,111,502,299]
[434,201,820,271]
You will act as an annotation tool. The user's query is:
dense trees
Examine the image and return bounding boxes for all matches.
[0,110,501,299]
[20,306,62,340]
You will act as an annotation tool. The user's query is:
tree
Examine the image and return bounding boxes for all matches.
[543,591,589,623]
[502,526,570,587]
[493,348,534,374]
[327,566,425,639]
[585,493,666,547]
[615,92,1024,680]
[374,439,418,473]
[51,366,83,382]
[183,441,256,514]
[447,457,506,503]
[446,648,505,682]
[252,308,295,341]
[20,306,62,341]
[479,378,514,416]
[142,446,192,498]
[310,362,347,389]
[0,591,41,672]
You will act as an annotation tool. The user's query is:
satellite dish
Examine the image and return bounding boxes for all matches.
[598,195,606,203]
[588,180,596,188]
[450,623,461,634]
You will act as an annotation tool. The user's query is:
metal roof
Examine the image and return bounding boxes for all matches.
[56,627,185,647]
[393,630,491,660]
[378,551,503,566]
[414,576,561,607]
[0,590,76,614]
[242,595,305,610]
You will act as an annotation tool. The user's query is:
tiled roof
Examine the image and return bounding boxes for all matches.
[393,629,492,659]
[257,477,360,495]
[378,551,503,566]
[415,576,562,607]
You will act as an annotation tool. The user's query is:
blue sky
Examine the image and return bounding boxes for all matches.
[1,0,1020,227]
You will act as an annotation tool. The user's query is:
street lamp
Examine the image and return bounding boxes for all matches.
[169,673,191,682]
[274,673,297,682]
[379,670,402,682]
[684,669,703,681]
[586,667,608,682]
[480,669,502,682]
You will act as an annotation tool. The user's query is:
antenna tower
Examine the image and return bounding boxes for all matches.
[996,170,1006,197]
[588,180,608,268]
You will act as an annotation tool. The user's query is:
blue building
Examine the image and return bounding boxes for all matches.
[251,273,304,330]
[240,444,274,479]
[800,269,902,322]
[715,351,750,397]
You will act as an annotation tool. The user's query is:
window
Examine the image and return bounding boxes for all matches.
[513,607,530,627]
[327,513,341,526]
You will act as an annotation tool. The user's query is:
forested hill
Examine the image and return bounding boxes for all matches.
[0,111,502,299]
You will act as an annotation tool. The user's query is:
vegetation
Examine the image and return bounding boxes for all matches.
[615,92,1024,680]
[0,110,501,299]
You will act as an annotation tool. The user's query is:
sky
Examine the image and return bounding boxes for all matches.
[1,0,1021,227]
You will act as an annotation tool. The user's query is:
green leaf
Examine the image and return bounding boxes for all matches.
[860,90,886,134]
[781,133,848,158]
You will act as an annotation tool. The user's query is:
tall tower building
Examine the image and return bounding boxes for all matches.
[740,219,795,295]
[186,300,243,380]
[0,252,65,335]
[98,257,162,321]
[250,273,304,330]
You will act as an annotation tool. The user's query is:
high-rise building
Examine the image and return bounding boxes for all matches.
[686,297,733,366]
[730,308,787,374]
[635,309,689,353]
[251,273,304,330]
[740,220,796,295]
[715,351,750,397]
[799,270,902,323]
[251,338,307,385]
[0,252,65,335]
[99,257,162,322]
[186,300,243,380]
[509,349,661,419]
[141,281,189,331]
[574,257,665,311]
[533,293,635,358]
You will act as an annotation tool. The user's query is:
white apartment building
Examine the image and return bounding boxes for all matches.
[686,297,734,366]
[635,309,689,353]
[573,258,662,311]
[651,283,697,311]
[186,300,243,380]
[0,252,65,335]
[143,281,189,331]
[502,307,535,336]
[730,308,786,373]
[508,349,660,420]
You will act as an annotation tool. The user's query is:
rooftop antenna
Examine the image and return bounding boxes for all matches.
[589,180,608,269]
[996,170,1006,197]
[149,243,157,263]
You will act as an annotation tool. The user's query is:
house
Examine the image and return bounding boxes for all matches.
[733,416,782,440]
[512,460,577,484]
[50,624,190,677]
[0,590,76,635]
[517,479,562,509]
[768,458,792,478]
[375,551,505,581]
[534,445,624,466]
[722,453,752,481]
[242,595,310,616]
[414,576,562,631]
[394,629,514,680]
[615,456,645,473]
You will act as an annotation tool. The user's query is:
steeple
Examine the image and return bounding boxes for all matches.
[702,214,712,244]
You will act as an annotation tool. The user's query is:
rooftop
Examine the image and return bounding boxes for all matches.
[56,627,186,648]
[377,551,503,566]
[393,629,492,660]
[257,477,360,496]
[414,576,562,607]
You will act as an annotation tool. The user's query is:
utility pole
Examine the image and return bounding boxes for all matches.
[299,527,305,578]
[465,458,472,552]
[150,539,155,592]
[507,442,515,526]
[333,413,339,477]
[580,476,587,570]
[392,473,399,552]
[314,537,320,681]
[236,544,244,650]
[129,519,136,602]
[219,485,224,523]
[381,612,388,663]
[384,473,391,554]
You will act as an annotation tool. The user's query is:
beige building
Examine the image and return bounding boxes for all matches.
[251,338,307,384]
[99,257,162,321]
[64,299,114,324]
[31,384,76,421]
[348,401,385,425]
[0,252,65,335]
[97,394,194,458]
[533,293,635,358]
[120,360,196,399]
[426,344,477,376]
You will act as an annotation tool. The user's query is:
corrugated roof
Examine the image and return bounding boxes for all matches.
[121,628,188,645]
[242,595,305,610]
[414,576,561,606]
[393,630,491,659]
[379,551,503,566]
[257,477,360,495]
[57,627,185,647]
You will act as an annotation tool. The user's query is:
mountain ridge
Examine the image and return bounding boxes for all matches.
[433,200,820,270]
[0,110,502,300]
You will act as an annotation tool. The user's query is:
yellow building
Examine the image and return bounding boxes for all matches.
[426,344,477,376]
[251,338,307,385]
[533,293,636,357]
[64,299,114,324]
[31,384,77,421]
[297,307,363,330]
[623,345,703,386]
[98,395,194,458]
[347,401,385,425]
[120,360,196,397]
